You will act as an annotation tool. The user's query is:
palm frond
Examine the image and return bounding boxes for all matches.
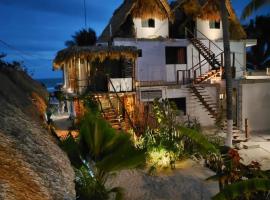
[241,0,270,20]
[60,133,83,168]
[178,126,219,154]
[212,178,270,200]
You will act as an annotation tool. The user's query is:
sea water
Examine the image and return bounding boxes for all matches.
[36,78,63,92]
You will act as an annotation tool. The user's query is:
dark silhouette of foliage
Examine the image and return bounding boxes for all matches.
[241,0,270,20]
[244,16,270,70]
[65,28,97,47]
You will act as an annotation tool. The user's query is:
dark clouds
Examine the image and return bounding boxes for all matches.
[0,0,110,20]
[0,0,268,78]
[0,0,123,78]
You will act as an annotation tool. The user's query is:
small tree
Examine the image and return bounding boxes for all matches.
[241,0,270,20]
[65,28,97,47]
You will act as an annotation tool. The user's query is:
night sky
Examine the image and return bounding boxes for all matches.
[0,0,268,79]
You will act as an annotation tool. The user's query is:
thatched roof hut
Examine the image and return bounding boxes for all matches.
[99,0,173,42]
[53,46,138,69]
[180,0,246,39]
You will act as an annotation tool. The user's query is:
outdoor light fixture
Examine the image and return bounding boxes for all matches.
[219,93,224,100]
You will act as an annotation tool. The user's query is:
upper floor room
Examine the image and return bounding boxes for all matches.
[98,0,247,42]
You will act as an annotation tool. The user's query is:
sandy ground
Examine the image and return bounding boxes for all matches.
[237,132,270,170]
[107,160,219,200]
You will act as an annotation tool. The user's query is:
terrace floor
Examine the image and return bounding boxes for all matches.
[51,112,78,139]
[237,132,270,170]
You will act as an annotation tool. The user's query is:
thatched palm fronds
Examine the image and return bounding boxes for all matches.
[53,46,138,69]
[179,0,247,39]
[198,0,221,21]
[99,0,173,42]
[132,0,173,20]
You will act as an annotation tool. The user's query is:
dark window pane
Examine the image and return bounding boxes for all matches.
[165,47,187,64]
[169,98,186,115]
[141,18,155,28]
[138,49,142,57]
[148,19,155,27]
[209,20,220,29]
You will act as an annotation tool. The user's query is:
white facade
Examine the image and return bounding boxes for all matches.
[196,19,223,41]
[133,18,169,39]
[114,39,189,82]
[139,85,217,127]
[241,81,270,132]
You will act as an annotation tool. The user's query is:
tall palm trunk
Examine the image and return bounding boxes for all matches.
[220,0,233,147]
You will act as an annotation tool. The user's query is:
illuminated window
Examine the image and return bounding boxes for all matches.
[209,20,220,29]
[142,18,155,28]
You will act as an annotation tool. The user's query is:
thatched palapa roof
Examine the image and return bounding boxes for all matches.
[180,0,246,39]
[53,46,138,69]
[99,0,173,42]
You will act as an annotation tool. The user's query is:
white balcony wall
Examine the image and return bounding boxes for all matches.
[109,78,132,92]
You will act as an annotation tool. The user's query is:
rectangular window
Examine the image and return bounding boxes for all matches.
[138,49,142,57]
[169,98,186,115]
[141,90,162,100]
[141,19,155,28]
[209,20,220,29]
[165,47,187,64]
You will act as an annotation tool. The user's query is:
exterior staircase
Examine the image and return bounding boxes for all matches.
[190,85,218,120]
[189,38,222,69]
[185,28,224,84]
[189,38,223,84]
[95,94,128,131]
[194,68,223,84]
[102,107,125,131]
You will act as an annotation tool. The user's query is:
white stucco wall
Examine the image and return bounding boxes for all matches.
[215,41,246,79]
[196,19,223,41]
[114,39,189,82]
[241,82,270,132]
[138,86,217,127]
[114,38,247,83]
[133,18,169,39]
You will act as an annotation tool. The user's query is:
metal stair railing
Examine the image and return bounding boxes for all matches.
[107,75,138,134]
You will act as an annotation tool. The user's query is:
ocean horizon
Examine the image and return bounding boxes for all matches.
[36,77,63,92]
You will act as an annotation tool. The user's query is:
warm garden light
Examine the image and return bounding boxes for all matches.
[219,93,224,100]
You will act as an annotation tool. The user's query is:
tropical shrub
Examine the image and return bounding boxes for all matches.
[207,148,270,200]
[138,99,218,170]
[60,98,145,200]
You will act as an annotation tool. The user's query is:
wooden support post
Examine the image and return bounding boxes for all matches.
[199,53,202,75]
[232,52,235,67]
[192,48,194,79]
[176,70,179,84]
[245,118,249,140]
[183,71,185,85]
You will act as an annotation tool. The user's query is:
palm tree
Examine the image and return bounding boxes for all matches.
[219,0,233,147]
[245,16,270,70]
[61,100,145,199]
[241,0,270,20]
[65,28,97,47]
